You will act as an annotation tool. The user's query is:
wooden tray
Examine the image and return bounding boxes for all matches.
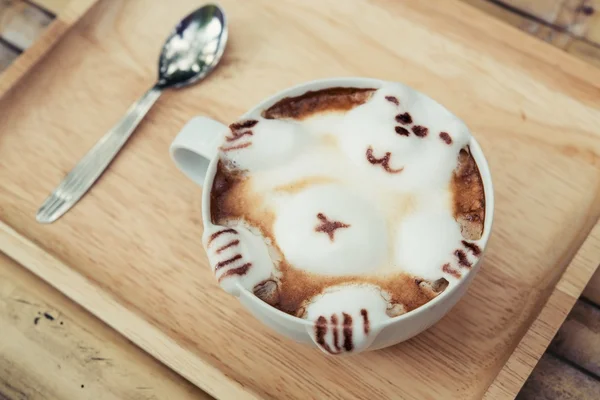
[0,0,98,98]
[1,0,600,398]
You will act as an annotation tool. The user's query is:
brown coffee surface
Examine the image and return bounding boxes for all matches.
[210,87,485,318]
[452,148,485,240]
[262,87,375,120]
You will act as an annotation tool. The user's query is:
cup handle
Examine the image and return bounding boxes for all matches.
[170,116,228,186]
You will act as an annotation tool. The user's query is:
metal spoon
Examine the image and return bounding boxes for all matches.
[36,4,228,224]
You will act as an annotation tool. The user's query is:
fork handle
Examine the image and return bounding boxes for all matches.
[36,85,163,224]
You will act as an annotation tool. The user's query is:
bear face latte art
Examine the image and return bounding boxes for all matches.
[202,83,486,354]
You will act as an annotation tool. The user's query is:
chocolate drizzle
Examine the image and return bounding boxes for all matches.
[209,228,237,244]
[229,119,258,130]
[216,240,240,253]
[442,263,461,279]
[439,131,452,145]
[218,263,252,282]
[366,146,404,174]
[315,316,337,354]
[313,313,356,354]
[215,254,243,271]
[222,119,257,150]
[225,130,253,142]
[395,126,410,136]
[315,213,350,241]
[360,309,370,335]
[342,313,354,352]
[455,249,472,268]
[385,96,400,105]
[462,240,481,256]
[412,125,428,137]
[396,112,413,125]
[219,142,252,152]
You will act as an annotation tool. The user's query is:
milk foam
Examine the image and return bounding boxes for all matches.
[273,185,388,275]
[220,83,478,277]
[222,119,308,171]
[210,83,484,348]
[338,86,471,192]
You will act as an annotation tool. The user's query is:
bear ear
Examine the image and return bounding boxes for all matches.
[203,224,274,297]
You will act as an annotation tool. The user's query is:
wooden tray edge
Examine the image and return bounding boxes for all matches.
[0,0,100,98]
[483,219,600,399]
[0,221,262,400]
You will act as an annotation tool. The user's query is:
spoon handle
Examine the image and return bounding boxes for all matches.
[36,85,163,224]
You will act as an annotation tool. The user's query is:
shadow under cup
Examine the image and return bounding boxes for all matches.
[171,77,495,355]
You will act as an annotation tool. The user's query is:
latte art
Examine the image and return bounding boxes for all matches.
[204,83,485,353]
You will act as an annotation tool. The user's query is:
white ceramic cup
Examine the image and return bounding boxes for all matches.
[170,77,494,355]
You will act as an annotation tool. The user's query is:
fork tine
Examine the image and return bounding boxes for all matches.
[37,192,61,214]
[36,194,66,223]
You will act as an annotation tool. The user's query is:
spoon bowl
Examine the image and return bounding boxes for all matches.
[158,4,228,88]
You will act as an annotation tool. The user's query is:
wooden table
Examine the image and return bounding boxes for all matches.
[1,1,599,399]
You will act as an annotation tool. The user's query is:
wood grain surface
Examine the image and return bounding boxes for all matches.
[0,0,97,97]
[0,252,210,400]
[1,0,600,399]
[465,0,600,68]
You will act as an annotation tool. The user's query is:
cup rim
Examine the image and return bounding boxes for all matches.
[201,77,495,329]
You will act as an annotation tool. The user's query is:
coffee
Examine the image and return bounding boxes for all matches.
[206,84,485,323]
